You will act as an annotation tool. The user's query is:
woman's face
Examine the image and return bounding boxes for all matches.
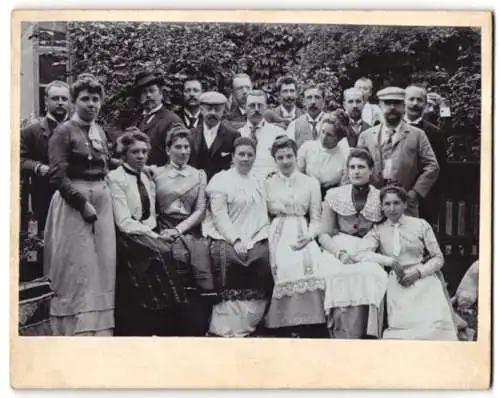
[125,140,149,171]
[382,192,406,222]
[233,144,256,175]
[348,157,372,186]
[320,122,341,149]
[75,89,101,122]
[274,147,297,176]
[167,137,191,166]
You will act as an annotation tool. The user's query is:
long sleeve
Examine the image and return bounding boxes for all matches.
[48,125,88,212]
[361,226,380,252]
[107,175,159,238]
[306,177,322,238]
[318,202,341,256]
[175,171,208,234]
[416,220,444,277]
[209,193,239,244]
[20,126,42,175]
[412,131,440,198]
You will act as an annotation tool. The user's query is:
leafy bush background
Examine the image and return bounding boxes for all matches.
[64,22,481,158]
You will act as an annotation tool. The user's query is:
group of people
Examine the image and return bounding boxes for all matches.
[20,69,458,340]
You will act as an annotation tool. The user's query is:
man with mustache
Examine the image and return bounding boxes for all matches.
[264,76,304,130]
[176,78,203,129]
[132,71,184,166]
[286,84,327,149]
[226,73,253,130]
[238,90,287,181]
[404,85,448,225]
[357,87,439,216]
[20,80,70,234]
[343,87,371,147]
[189,91,240,181]
[354,77,383,126]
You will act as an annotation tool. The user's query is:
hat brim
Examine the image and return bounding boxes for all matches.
[132,76,166,95]
[379,96,405,101]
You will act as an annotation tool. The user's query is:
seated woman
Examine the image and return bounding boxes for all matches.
[107,128,187,337]
[361,184,458,340]
[318,148,388,339]
[202,137,274,337]
[151,126,213,336]
[297,110,350,198]
[264,136,328,338]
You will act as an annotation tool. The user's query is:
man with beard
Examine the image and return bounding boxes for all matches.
[354,77,383,126]
[189,91,240,181]
[20,80,70,234]
[264,75,304,130]
[343,87,371,147]
[286,84,327,149]
[133,71,184,166]
[357,87,439,216]
[238,90,287,181]
[176,78,203,129]
[226,73,252,130]
[404,85,448,225]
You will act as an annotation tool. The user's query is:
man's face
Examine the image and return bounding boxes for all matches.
[183,80,202,109]
[139,84,163,112]
[380,99,405,125]
[405,88,426,119]
[201,103,225,128]
[246,94,267,125]
[304,88,325,115]
[233,77,252,107]
[355,82,372,102]
[279,83,297,108]
[343,91,365,121]
[46,85,70,118]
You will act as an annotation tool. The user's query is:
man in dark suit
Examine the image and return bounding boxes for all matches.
[175,78,203,129]
[404,85,448,225]
[189,92,240,181]
[343,87,371,147]
[20,80,70,234]
[358,87,439,217]
[225,73,252,130]
[264,75,304,130]
[132,71,184,166]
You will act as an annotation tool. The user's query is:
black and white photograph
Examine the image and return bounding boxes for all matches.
[11,10,492,389]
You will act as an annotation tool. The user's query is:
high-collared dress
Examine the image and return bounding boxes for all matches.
[362,215,457,340]
[319,184,388,339]
[264,170,327,330]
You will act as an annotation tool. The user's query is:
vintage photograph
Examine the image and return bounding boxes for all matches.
[18,20,483,342]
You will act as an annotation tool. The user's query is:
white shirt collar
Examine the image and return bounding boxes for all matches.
[306,111,324,123]
[382,120,403,135]
[203,122,220,134]
[184,108,201,119]
[143,103,163,116]
[46,112,68,124]
[280,105,296,118]
[245,119,266,130]
[404,115,423,125]
[239,107,247,116]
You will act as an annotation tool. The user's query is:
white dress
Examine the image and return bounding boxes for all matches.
[363,215,458,340]
[264,171,326,328]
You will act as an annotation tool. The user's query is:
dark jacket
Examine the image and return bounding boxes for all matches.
[346,120,371,147]
[189,122,241,181]
[20,116,60,231]
[175,107,203,130]
[135,105,184,166]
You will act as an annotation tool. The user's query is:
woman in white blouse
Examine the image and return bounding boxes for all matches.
[297,109,350,198]
[264,136,328,338]
[361,184,457,340]
[107,128,187,336]
[202,136,274,337]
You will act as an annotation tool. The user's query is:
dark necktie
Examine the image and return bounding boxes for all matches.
[249,125,258,142]
[123,166,151,221]
[309,121,318,139]
[186,113,197,129]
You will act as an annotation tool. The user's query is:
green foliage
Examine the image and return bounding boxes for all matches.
[66,22,481,137]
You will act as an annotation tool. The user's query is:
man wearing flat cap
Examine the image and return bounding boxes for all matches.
[132,71,184,166]
[357,86,440,217]
[189,91,240,181]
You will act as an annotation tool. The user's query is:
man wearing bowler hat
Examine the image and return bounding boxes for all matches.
[357,86,439,217]
[132,71,184,166]
[189,91,240,181]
